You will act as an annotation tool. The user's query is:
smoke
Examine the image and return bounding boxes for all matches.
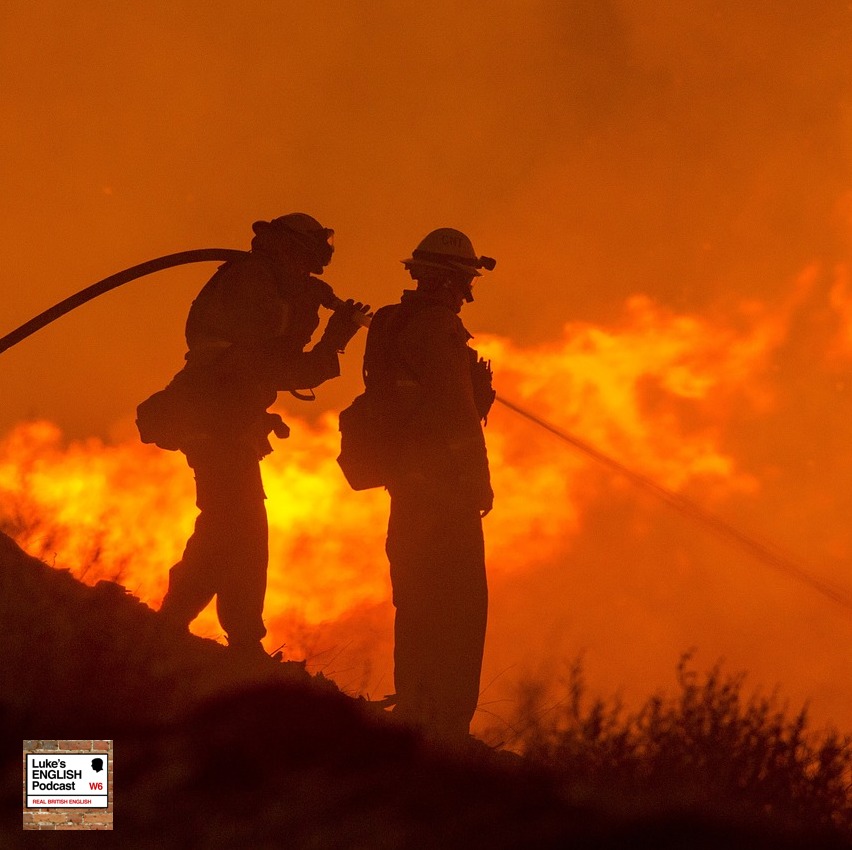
[2,1,849,434]
[2,2,852,732]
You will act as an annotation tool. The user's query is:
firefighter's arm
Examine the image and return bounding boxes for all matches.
[314,299,371,353]
[269,299,371,391]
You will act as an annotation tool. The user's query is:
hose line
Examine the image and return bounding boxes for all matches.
[0,249,253,356]
[496,394,852,617]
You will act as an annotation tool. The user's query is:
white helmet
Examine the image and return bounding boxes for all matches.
[402,228,496,279]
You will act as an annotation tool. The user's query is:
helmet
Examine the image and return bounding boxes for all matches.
[402,228,496,301]
[403,228,496,277]
[252,213,334,272]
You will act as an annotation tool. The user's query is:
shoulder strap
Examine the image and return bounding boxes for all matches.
[363,304,413,390]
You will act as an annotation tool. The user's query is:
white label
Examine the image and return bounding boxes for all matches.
[26,754,109,808]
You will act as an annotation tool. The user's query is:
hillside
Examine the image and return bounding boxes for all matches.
[1,530,847,848]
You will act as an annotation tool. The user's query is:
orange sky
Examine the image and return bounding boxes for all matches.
[2,1,849,436]
[2,2,852,734]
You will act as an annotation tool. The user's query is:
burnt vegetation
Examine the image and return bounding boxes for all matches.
[2,529,851,848]
[507,657,852,838]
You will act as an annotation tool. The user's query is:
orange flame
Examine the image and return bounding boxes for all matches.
[4,274,852,730]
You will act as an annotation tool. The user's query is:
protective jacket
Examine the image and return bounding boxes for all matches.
[141,251,341,455]
[184,251,340,391]
[365,289,491,508]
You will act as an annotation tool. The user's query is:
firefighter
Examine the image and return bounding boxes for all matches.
[364,227,496,735]
[150,213,368,657]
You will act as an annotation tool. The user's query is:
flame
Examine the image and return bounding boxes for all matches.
[4,274,852,730]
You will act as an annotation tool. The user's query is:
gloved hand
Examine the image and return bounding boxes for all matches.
[319,299,371,352]
[469,352,496,422]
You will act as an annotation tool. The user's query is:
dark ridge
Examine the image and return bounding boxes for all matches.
[1,531,844,848]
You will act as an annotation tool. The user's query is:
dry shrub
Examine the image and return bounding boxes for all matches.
[510,653,852,836]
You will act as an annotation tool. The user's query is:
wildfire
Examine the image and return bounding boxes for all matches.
[3,275,852,730]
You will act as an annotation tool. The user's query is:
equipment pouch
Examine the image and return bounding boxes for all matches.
[135,376,204,452]
[337,391,398,491]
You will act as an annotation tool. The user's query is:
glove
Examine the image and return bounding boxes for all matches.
[319,299,371,352]
[469,351,496,422]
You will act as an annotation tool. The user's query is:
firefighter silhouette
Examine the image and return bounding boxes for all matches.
[362,228,496,735]
[139,214,368,657]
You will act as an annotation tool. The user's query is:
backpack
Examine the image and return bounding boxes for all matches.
[136,359,272,453]
[136,373,204,452]
[337,391,398,490]
[337,305,419,490]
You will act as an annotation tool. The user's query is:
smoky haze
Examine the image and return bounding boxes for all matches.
[2,2,848,436]
[2,3,852,731]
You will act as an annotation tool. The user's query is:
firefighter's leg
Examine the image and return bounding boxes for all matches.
[387,491,488,733]
[197,445,269,650]
[159,448,223,629]
[387,491,433,724]
[391,595,428,724]
[422,507,487,736]
[160,443,268,646]
[215,494,269,650]
[159,508,221,629]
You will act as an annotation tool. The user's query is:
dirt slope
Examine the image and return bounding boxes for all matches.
[1,532,836,848]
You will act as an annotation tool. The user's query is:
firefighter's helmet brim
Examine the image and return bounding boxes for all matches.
[401,257,482,277]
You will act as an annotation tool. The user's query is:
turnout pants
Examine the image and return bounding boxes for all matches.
[160,441,268,647]
[386,487,488,736]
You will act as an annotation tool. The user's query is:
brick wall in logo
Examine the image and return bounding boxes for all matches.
[22,740,114,831]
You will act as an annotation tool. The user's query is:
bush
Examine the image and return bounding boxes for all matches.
[509,654,852,836]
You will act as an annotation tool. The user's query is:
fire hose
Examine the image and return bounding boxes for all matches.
[0,248,367,356]
[1,250,851,615]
